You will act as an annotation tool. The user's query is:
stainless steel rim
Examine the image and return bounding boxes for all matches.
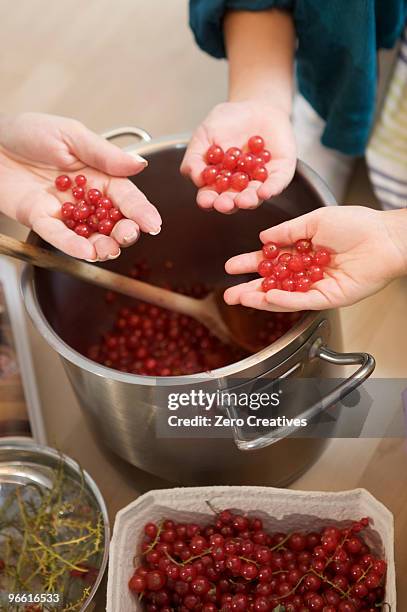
[21,129,337,387]
[0,438,110,610]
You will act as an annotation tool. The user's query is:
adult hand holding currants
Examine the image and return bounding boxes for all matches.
[181,100,296,213]
[224,206,407,311]
[0,113,161,261]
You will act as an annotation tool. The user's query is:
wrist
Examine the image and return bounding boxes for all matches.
[383,209,407,276]
[228,85,292,114]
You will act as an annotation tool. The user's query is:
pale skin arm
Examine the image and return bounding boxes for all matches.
[181,9,296,213]
[226,8,294,111]
[224,206,407,311]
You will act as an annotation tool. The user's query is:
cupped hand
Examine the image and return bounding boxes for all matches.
[0,113,161,261]
[224,206,407,311]
[180,100,296,214]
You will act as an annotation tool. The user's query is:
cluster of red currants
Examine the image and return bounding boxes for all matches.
[202,136,270,193]
[86,261,302,376]
[129,510,387,611]
[55,174,125,238]
[259,240,331,293]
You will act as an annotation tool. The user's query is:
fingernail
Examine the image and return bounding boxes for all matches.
[107,249,121,260]
[149,227,161,236]
[130,152,148,165]
[85,258,98,263]
[123,230,140,244]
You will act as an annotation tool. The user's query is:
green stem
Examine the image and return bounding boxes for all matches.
[142,522,163,556]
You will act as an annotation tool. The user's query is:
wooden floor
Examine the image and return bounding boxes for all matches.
[0,1,406,607]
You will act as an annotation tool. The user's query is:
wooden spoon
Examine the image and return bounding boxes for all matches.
[0,234,261,353]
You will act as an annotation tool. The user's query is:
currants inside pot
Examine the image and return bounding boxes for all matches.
[85,264,304,377]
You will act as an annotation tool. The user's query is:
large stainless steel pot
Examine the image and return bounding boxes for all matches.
[21,128,375,486]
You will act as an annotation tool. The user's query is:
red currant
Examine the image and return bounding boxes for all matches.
[74,224,91,238]
[128,573,146,593]
[240,153,258,174]
[146,570,166,591]
[223,153,239,171]
[352,583,368,597]
[72,186,85,200]
[338,602,356,612]
[96,207,108,220]
[55,175,72,191]
[179,565,197,583]
[314,248,331,266]
[220,168,232,178]
[75,174,87,187]
[248,135,265,154]
[226,147,242,158]
[73,202,91,221]
[262,242,280,260]
[303,573,321,591]
[272,263,290,280]
[87,188,102,205]
[346,536,362,555]
[241,563,258,580]
[257,260,275,277]
[288,532,307,551]
[259,149,271,163]
[308,594,324,610]
[281,278,296,291]
[190,576,211,595]
[202,166,218,185]
[144,522,158,539]
[98,196,113,209]
[206,144,224,165]
[295,239,312,253]
[261,276,278,292]
[61,202,75,220]
[109,208,124,222]
[251,166,268,182]
[230,172,249,192]
[278,252,292,264]
[308,265,323,282]
[98,219,115,235]
[288,255,305,273]
[372,559,386,575]
[301,253,314,268]
[325,590,340,606]
[214,174,230,193]
[296,276,312,292]
[364,571,381,589]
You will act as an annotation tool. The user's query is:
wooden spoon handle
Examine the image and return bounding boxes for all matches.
[0,233,201,317]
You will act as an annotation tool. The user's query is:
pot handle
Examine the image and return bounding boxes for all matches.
[101,126,152,143]
[232,343,375,452]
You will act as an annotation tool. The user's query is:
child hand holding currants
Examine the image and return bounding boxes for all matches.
[0,112,161,261]
[181,9,296,213]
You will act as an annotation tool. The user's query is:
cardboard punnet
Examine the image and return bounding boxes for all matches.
[107,486,396,611]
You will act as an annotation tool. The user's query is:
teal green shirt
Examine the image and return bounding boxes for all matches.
[189,0,407,155]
